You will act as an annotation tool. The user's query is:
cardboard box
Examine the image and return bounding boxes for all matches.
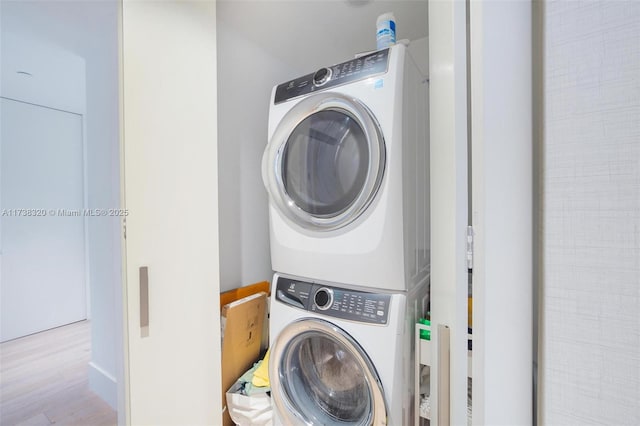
[221,292,267,426]
[220,281,270,309]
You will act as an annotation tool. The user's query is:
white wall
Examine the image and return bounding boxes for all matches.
[216,4,297,291]
[1,0,121,409]
[217,1,428,72]
[541,1,640,424]
[1,16,89,340]
[83,2,121,409]
[216,0,428,291]
[0,32,86,114]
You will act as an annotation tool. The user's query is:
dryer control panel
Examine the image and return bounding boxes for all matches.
[275,276,391,325]
[274,49,390,104]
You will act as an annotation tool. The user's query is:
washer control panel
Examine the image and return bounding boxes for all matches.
[274,49,390,104]
[275,276,391,325]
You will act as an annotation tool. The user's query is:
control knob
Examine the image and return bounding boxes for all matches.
[314,287,333,310]
[313,67,332,86]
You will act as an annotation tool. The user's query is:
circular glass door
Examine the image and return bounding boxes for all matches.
[269,319,387,426]
[263,93,385,231]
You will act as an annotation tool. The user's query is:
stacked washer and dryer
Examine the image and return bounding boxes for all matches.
[262,44,430,425]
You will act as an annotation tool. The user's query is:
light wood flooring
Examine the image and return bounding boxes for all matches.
[0,321,117,426]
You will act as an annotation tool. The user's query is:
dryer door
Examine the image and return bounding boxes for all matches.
[262,93,385,231]
[269,318,387,426]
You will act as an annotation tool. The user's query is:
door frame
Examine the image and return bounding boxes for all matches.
[469,1,533,424]
[429,0,533,423]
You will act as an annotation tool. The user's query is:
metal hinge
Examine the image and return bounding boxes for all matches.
[466,226,474,269]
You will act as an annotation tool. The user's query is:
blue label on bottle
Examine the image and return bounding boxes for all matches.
[376,19,396,49]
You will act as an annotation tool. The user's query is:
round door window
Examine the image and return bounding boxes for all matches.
[282,110,369,217]
[262,93,385,231]
[270,319,387,426]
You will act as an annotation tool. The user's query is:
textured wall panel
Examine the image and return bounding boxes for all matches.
[542,1,640,424]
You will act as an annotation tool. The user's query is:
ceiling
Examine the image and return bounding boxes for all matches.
[1,1,118,112]
[1,0,428,86]
[217,0,429,71]
[0,0,117,60]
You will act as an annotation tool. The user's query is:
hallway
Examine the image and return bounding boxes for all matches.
[0,321,116,426]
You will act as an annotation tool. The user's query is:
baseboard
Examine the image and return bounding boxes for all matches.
[88,361,117,409]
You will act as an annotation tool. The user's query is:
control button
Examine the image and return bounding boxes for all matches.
[313,67,332,86]
[314,287,333,310]
[377,310,384,316]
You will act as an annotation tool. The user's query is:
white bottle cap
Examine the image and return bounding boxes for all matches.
[377,12,395,26]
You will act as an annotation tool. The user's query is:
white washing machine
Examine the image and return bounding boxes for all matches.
[262,44,429,292]
[268,273,429,425]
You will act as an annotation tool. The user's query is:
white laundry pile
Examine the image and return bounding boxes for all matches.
[226,353,272,426]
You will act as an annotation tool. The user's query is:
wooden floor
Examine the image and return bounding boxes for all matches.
[0,321,117,426]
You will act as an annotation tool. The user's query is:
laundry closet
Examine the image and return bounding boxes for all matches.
[215,2,430,294]
[121,2,532,425]
[217,3,431,425]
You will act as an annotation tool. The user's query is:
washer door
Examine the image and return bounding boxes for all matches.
[269,319,387,426]
[262,93,385,231]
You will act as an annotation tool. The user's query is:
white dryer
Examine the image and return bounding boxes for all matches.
[262,44,429,292]
[268,273,429,425]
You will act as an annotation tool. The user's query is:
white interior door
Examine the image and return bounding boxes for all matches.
[121,1,221,424]
[0,97,86,342]
[469,2,532,424]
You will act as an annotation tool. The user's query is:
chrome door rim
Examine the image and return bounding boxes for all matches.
[269,318,388,425]
[262,93,385,232]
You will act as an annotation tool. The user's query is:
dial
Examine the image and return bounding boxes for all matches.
[314,287,333,310]
[313,67,332,86]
